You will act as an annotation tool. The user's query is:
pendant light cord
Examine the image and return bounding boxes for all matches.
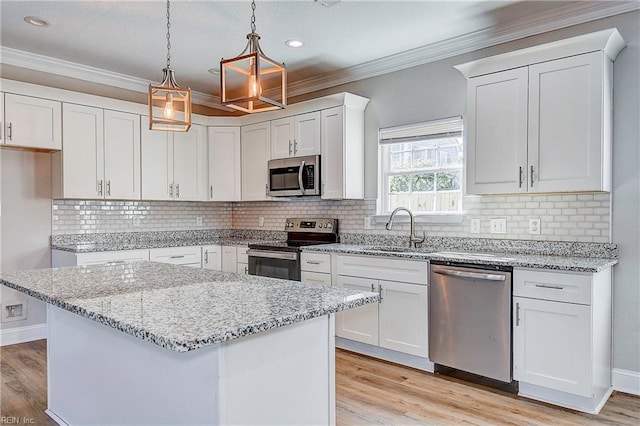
[166,0,172,68]
[250,0,256,33]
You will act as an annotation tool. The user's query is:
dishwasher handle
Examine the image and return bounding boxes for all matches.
[431,266,506,282]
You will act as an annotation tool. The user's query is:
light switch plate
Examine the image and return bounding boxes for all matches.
[490,218,507,234]
[529,218,541,235]
[259,217,265,227]
[196,217,203,227]
[132,217,141,227]
[363,216,371,230]
[470,219,480,234]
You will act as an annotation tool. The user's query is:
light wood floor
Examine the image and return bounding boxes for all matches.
[1,340,639,425]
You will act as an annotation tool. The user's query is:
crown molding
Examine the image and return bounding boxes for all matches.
[287,0,639,97]
[0,1,637,109]
[0,46,232,111]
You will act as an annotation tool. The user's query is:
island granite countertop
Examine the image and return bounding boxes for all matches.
[0,262,379,352]
[301,243,618,273]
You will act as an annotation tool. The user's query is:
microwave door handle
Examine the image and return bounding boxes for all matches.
[298,160,306,195]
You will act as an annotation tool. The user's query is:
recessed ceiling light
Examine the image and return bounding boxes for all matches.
[24,16,51,27]
[208,68,220,75]
[285,39,303,48]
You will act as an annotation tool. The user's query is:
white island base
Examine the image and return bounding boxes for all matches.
[46,305,336,425]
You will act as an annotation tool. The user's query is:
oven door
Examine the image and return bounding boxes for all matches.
[247,249,301,281]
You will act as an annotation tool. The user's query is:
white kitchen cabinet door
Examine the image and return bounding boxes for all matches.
[236,263,249,275]
[528,52,605,192]
[208,127,241,201]
[75,249,150,266]
[270,116,294,159]
[0,93,4,144]
[173,124,207,201]
[466,67,529,194]
[59,103,104,199]
[301,271,332,286]
[202,245,222,271]
[103,110,141,200]
[335,275,378,345]
[221,246,238,273]
[141,119,173,200]
[4,93,61,150]
[241,121,271,201]
[293,111,321,157]
[321,106,364,199]
[513,296,592,397]
[378,280,428,358]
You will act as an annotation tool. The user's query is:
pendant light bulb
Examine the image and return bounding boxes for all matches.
[163,93,175,119]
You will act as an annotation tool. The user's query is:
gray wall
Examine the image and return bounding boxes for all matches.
[296,11,640,373]
[0,150,51,330]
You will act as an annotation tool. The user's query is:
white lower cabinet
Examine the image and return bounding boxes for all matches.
[237,246,249,275]
[300,252,332,286]
[52,249,149,267]
[202,245,222,271]
[149,246,202,268]
[334,254,428,358]
[512,268,612,413]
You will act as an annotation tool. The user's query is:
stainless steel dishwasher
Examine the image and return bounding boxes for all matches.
[429,261,513,384]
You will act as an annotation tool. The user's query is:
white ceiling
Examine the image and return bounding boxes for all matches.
[0,1,637,111]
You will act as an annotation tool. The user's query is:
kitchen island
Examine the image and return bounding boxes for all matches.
[0,261,379,425]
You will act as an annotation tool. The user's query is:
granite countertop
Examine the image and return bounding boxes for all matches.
[0,262,379,352]
[52,237,280,253]
[302,243,618,273]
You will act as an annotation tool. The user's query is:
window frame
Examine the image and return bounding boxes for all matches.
[377,117,464,221]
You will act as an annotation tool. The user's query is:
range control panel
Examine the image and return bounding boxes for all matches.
[285,218,338,234]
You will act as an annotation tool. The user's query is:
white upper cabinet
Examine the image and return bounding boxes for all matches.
[457,29,625,195]
[142,120,207,201]
[208,127,241,201]
[3,93,61,150]
[241,121,271,201]
[103,110,141,200]
[54,104,140,200]
[270,111,321,159]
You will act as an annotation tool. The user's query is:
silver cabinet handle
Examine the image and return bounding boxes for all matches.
[247,249,297,261]
[288,140,292,156]
[379,283,383,303]
[370,283,375,292]
[169,255,185,259]
[519,166,523,188]
[530,165,535,187]
[535,284,564,290]
[265,183,269,196]
[294,139,298,155]
[98,180,103,196]
[244,266,248,274]
[516,302,521,326]
[7,122,12,140]
[298,160,306,195]
[107,260,125,265]
[106,180,111,196]
[431,266,506,282]
[210,185,213,199]
[204,249,209,264]
[169,183,174,198]
[176,183,180,198]
[305,260,321,265]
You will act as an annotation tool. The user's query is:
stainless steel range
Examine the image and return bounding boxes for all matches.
[247,218,339,281]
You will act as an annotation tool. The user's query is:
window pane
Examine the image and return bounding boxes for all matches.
[436,192,461,212]
[412,173,434,191]
[389,175,409,193]
[436,171,460,191]
[390,152,403,169]
[412,193,435,212]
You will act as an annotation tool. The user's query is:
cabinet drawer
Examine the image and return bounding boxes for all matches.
[300,252,331,273]
[236,246,249,264]
[76,249,149,266]
[149,246,202,266]
[514,269,592,305]
[301,271,332,286]
[336,254,428,285]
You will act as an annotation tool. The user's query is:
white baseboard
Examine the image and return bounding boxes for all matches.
[0,323,47,346]
[612,368,640,396]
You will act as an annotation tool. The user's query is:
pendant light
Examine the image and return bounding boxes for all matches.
[220,0,287,113]
[148,0,191,132]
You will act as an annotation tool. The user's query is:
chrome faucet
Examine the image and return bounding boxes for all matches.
[385,207,426,248]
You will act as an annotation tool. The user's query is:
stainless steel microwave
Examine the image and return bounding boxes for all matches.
[267,155,320,197]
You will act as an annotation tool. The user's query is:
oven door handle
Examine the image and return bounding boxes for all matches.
[298,160,306,195]
[247,249,298,261]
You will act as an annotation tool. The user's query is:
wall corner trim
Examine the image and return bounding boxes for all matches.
[612,368,640,396]
[0,323,47,346]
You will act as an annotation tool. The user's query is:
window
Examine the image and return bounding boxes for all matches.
[379,117,463,215]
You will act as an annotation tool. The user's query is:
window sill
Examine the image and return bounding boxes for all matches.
[373,213,464,225]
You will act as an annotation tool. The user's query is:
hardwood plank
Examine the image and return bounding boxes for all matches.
[1,340,638,425]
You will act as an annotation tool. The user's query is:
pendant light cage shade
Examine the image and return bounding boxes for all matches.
[221,33,287,114]
[149,68,192,131]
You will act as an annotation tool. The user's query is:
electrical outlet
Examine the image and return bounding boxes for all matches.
[363,216,371,230]
[259,217,265,227]
[470,218,480,234]
[529,218,541,235]
[2,299,27,323]
[196,217,203,227]
[132,217,141,227]
[490,218,507,234]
